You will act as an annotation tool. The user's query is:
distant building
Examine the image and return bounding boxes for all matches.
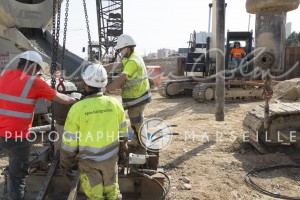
[196,31,210,43]
[145,52,157,59]
[157,48,171,58]
[286,22,292,39]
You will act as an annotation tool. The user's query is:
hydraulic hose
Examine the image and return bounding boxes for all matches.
[245,164,300,200]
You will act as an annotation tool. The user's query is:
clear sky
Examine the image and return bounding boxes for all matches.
[61,0,300,58]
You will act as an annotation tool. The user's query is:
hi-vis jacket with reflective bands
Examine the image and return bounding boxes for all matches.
[0,70,56,138]
[61,93,128,168]
[121,52,151,110]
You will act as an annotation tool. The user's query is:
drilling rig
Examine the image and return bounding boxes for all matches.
[158,3,265,102]
[243,0,300,153]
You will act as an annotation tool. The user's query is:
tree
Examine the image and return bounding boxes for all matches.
[286,31,300,47]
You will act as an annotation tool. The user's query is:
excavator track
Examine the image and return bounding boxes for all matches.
[243,102,300,153]
[192,80,264,102]
[158,78,196,98]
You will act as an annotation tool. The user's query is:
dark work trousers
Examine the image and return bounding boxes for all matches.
[0,137,30,200]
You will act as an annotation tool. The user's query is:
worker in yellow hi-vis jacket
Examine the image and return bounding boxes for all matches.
[60,64,128,200]
[104,34,152,152]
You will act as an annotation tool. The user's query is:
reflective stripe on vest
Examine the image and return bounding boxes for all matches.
[120,132,129,138]
[119,121,127,129]
[61,142,78,153]
[62,138,119,155]
[0,94,35,105]
[122,90,151,107]
[0,76,36,118]
[21,77,35,98]
[0,108,33,118]
[63,131,78,141]
[122,76,147,88]
[79,147,119,162]
[79,140,119,155]
[62,140,122,160]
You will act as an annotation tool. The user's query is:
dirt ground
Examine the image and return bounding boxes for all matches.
[0,87,300,200]
[144,91,300,200]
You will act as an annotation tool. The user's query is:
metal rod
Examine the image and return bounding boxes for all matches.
[215,0,225,121]
[208,3,212,35]
[67,171,80,200]
[248,14,251,31]
[36,154,60,200]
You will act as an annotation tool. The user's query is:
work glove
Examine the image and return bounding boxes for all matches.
[70,92,82,100]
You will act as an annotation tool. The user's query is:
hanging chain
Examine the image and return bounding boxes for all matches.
[51,0,62,88]
[56,0,62,48]
[51,0,62,133]
[51,0,58,90]
[262,71,273,129]
[3,174,7,195]
[61,0,69,71]
[83,0,92,60]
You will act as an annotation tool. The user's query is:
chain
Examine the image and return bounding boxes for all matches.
[263,73,273,129]
[3,174,7,195]
[51,0,62,133]
[56,0,62,49]
[61,0,69,71]
[83,0,92,58]
[51,0,57,90]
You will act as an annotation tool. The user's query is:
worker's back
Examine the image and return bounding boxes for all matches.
[63,95,126,160]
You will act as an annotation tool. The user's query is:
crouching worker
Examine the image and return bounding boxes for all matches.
[60,64,128,200]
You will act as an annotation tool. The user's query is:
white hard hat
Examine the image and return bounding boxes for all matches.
[82,64,108,88]
[19,51,49,73]
[115,34,136,50]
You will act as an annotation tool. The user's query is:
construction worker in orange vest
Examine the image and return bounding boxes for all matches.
[230,42,246,65]
[0,51,77,200]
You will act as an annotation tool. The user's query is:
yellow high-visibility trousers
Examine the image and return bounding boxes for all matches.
[78,156,121,200]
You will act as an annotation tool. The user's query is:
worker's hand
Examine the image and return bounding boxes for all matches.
[70,92,82,100]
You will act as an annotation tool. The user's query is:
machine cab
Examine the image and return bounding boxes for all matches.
[225,31,253,78]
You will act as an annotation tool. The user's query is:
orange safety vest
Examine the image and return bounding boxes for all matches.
[0,70,56,138]
[231,48,246,59]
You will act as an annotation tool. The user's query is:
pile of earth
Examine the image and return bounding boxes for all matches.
[273,78,300,102]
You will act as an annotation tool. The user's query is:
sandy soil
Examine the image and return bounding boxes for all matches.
[145,91,300,200]
[0,88,300,200]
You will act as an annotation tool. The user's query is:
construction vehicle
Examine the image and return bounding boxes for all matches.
[158,3,264,102]
[0,1,170,199]
[158,30,264,102]
[242,0,300,153]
